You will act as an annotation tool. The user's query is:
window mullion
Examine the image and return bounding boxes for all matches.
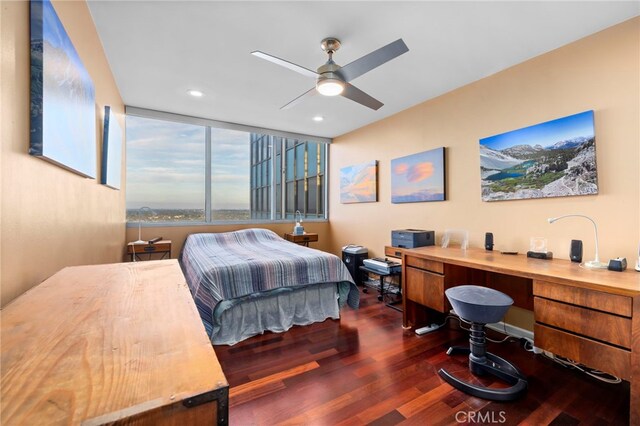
[269,136,275,220]
[324,144,329,220]
[205,126,212,222]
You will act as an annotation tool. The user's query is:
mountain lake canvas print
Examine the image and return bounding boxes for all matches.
[480,111,597,202]
[340,160,377,203]
[30,0,96,178]
[391,147,446,203]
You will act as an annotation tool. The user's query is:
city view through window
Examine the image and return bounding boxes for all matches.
[125,114,326,223]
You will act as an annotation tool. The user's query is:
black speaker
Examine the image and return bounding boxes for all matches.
[485,232,494,251]
[342,251,368,285]
[570,239,583,263]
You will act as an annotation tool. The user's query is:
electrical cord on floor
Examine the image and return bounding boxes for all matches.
[542,352,622,384]
[446,314,520,344]
[442,312,621,385]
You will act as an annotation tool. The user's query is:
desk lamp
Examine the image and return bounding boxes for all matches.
[133,206,154,244]
[547,214,607,269]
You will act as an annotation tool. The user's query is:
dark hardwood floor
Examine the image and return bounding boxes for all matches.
[214,290,629,425]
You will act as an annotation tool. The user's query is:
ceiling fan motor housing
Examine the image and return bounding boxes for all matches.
[317,61,343,82]
[320,38,341,53]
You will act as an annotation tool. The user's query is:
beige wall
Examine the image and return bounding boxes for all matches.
[125,222,332,260]
[330,17,639,262]
[1,1,125,306]
[329,18,639,328]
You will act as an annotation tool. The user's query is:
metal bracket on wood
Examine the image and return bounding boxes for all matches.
[183,387,229,425]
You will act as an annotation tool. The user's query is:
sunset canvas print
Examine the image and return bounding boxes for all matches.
[391,148,446,203]
[340,161,377,204]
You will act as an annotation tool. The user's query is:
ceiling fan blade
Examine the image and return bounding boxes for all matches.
[341,83,383,110]
[336,39,409,83]
[280,87,317,110]
[251,51,319,79]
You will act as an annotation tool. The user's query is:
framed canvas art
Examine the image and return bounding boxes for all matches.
[391,147,446,203]
[101,106,122,190]
[340,160,377,204]
[480,110,597,201]
[30,0,96,178]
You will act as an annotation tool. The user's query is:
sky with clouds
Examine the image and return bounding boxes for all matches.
[126,116,250,210]
[480,110,594,150]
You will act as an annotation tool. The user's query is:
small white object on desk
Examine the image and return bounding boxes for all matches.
[293,210,304,235]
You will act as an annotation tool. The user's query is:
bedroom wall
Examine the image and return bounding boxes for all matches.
[125,222,332,260]
[328,18,639,328]
[1,1,125,307]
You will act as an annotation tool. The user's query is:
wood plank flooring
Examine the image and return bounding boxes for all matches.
[214,290,629,425]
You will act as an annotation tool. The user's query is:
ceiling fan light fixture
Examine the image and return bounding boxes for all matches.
[316,78,344,96]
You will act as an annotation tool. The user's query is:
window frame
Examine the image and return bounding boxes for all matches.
[125,107,330,227]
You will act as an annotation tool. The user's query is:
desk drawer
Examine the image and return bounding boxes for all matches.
[534,324,631,380]
[405,256,444,274]
[533,280,631,317]
[535,297,631,348]
[405,266,445,312]
[127,243,171,254]
[385,246,404,259]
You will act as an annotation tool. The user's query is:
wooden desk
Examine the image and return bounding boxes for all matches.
[402,246,640,425]
[1,260,229,425]
[284,232,318,246]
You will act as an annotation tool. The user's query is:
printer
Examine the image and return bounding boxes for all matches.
[391,229,435,248]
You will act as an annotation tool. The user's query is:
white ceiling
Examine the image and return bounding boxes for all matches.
[87,1,639,139]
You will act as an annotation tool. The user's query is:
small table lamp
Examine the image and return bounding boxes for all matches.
[132,206,154,244]
[547,214,607,269]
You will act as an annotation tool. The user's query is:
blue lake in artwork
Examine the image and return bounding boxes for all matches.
[485,171,524,181]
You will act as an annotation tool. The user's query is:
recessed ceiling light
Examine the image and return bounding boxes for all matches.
[187,89,204,97]
[313,116,324,122]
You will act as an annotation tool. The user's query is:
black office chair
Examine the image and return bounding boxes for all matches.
[438,285,527,401]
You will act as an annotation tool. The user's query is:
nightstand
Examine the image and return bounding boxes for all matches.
[127,240,172,261]
[284,232,318,247]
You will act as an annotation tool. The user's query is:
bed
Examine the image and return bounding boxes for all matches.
[179,228,359,345]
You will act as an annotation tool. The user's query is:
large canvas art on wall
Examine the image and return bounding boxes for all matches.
[30,0,96,178]
[391,147,446,203]
[480,111,597,201]
[101,106,122,189]
[340,160,377,203]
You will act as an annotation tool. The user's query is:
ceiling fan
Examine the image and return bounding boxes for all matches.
[251,37,409,111]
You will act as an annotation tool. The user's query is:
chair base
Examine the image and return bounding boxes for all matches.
[438,346,527,401]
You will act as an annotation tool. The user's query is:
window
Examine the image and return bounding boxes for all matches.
[251,136,325,220]
[125,110,328,224]
[211,128,251,221]
[126,115,206,222]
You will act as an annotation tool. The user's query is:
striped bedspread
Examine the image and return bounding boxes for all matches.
[180,228,359,335]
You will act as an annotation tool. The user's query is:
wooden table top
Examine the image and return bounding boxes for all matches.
[403,246,640,296]
[1,260,227,424]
